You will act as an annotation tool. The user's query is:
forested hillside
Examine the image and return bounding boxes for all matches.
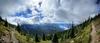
[0,13,100,43]
[0,16,57,43]
[56,14,100,43]
[0,16,35,43]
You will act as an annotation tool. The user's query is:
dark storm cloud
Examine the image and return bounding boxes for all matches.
[96,0,100,4]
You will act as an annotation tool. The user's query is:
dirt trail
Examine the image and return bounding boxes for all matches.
[0,29,19,43]
[91,23,97,43]
[10,29,19,43]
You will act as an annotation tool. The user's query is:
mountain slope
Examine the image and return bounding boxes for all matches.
[0,17,34,43]
[57,14,100,43]
[0,13,100,43]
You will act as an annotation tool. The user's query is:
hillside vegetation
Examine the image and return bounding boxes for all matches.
[56,14,100,43]
[0,17,35,43]
[0,16,54,43]
[0,14,100,43]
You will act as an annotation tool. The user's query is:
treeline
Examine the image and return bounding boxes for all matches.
[17,24,60,43]
[0,16,16,28]
[0,16,59,43]
[1,14,100,43]
[56,14,100,43]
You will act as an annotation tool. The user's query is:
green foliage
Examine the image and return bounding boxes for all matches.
[0,16,3,21]
[42,33,46,41]
[52,33,59,43]
[45,34,53,40]
[4,19,8,27]
[56,15,95,43]
[16,24,22,33]
[0,18,35,43]
[69,23,75,38]
[48,34,53,40]
[0,13,100,43]
[35,34,40,42]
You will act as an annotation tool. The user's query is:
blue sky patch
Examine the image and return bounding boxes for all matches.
[15,8,32,18]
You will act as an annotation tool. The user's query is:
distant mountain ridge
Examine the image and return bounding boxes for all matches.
[20,23,72,35]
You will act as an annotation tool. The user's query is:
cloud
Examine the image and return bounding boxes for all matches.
[0,0,99,25]
[0,0,23,17]
[41,0,98,24]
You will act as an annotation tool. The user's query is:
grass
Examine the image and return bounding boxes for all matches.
[0,21,52,43]
[40,40,51,43]
[1,14,100,43]
[59,22,92,43]
[0,21,35,43]
[73,23,91,43]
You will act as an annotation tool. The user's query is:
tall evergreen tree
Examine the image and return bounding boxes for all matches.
[49,34,53,40]
[35,34,40,42]
[4,19,8,27]
[42,33,46,41]
[67,30,70,38]
[52,33,58,43]
[16,23,21,33]
[70,22,75,38]
[0,16,3,21]
[65,31,69,39]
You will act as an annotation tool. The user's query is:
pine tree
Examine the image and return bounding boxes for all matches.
[16,23,21,33]
[0,16,3,21]
[70,22,75,38]
[49,34,52,40]
[35,34,40,42]
[52,34,58,43]
[65,31,69,39]
[42,33,46,41]
[47,34,53,40]
[4,19,8,27]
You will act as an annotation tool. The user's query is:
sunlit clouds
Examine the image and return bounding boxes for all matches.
[0,0,99,25]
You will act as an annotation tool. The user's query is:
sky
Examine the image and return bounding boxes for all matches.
[0,0,99,25]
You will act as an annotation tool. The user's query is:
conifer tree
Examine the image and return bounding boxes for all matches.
[35,34,40,42]
[42,33,46,41]
[49,34,52,40]
[4,19,8,27]
[0,16,3,21]
[16,23,21,33]
[67,30,70,38]
[52,33,58,43]
[0,16,1,19]
[65,31,69,39]
[47,34,53,40]
[70,22,75,38]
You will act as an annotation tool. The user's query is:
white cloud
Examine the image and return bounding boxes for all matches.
[0,0,98,25]
[41,0,97,24]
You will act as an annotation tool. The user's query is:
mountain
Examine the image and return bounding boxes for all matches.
[0,16,35,43]
[0,16,73,43]
[56,14,100,43]
[1,13,100,43]
[21,23,72,35]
